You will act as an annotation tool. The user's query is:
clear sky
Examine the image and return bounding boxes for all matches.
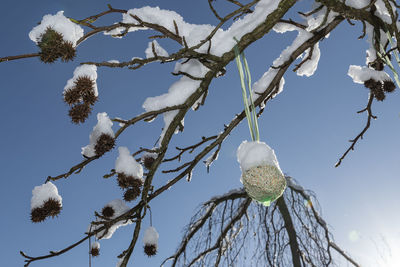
[1,0,400,266]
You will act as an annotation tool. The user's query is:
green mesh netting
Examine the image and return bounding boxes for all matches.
[242,165,286,206]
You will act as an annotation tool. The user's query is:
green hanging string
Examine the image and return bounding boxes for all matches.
[377,31,400,88]
[234,38,260,142]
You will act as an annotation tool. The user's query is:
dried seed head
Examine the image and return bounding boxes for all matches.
[42,198,62,218]
[383,80,396,93]
[101,206,115,218]
[117,173,143,189]
[59,41,76,62]
[38,27,64,63]
[144,244,157,257]
[90,247,100,257]
[82,90,98,106]
[30,198,62,222]
[94,134,115,156]
[74,75,94,93]
[63,87,81,105]
[371,87,386,101]
[364,79,381,90]
[30,207,48,223]
[123,187,141,202]
[142,155,156,170]
[69,103,92,124]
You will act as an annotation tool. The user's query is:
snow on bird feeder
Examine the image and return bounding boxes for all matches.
[237,141,286,206]
[234,40,286,206]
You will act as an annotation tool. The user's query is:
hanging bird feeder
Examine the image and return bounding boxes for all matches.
[234,40,286,206]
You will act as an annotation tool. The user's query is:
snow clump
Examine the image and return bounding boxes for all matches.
[145,40,169,58]
[29,11,84,46]
[81,112,114,157]
[115,147,144,180]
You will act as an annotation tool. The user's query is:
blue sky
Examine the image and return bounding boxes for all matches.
[1,0,400,266]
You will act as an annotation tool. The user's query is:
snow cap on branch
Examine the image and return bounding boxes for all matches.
[145,40,169,58]
[81,112,114,157]
[348,65,391,84]
[115,147,144,180]
[31,182,62,210]
[90,199,131,240]
[29,11,84,46]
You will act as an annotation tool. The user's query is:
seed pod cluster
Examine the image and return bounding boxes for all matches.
[364,78,396,101]
[141,153,157,170]
[38,27,76,63]
[64,75,98,124]
[94,133,115,156]
[144,244,157,257]
[31,198,62,223]
[101,205,115,218]
[90,242,100,257]
[117,172,143,202]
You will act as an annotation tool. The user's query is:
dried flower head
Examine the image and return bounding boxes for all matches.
[37,27,76,63]
[101,205,115,218]
[63,87,81,105]
[42,198,62,218]
[117,173,143,189]
[144,244,157,257]
[59,41,76,62]
[90,247,100,257]
[74,75,94,93]
[364,79,381,90]
[142,155,156,170]
[69,103,92,124]
[30,207,48,223]
[30,198,62,222]
[94,134,115,156]
[371,87,386,101]
[123,187,141,202]
[383,80,396,93]
[38,27,64,63]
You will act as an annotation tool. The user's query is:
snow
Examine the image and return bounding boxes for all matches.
[81,113,114,157]
[90,199,132,240]
[29,11,84,46]
[236,141,282,172]
[296,43,321,77]
[31,182,62,209]
[121,1,280,56]
[143,226,159,246]
[204,150,219,169]
[142,59,208,144]
[107,60,120,64]
[145,40,169,58]
[103,26,125,38]
[91,241,100,250]
[252,68,285,101]
[64,65,98,96]
[345,0,371,9]
[115,147,144,180]
[131,2,332,143]
[142,59,208,111]
[348,65,391,84]
[374,0,396,24]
